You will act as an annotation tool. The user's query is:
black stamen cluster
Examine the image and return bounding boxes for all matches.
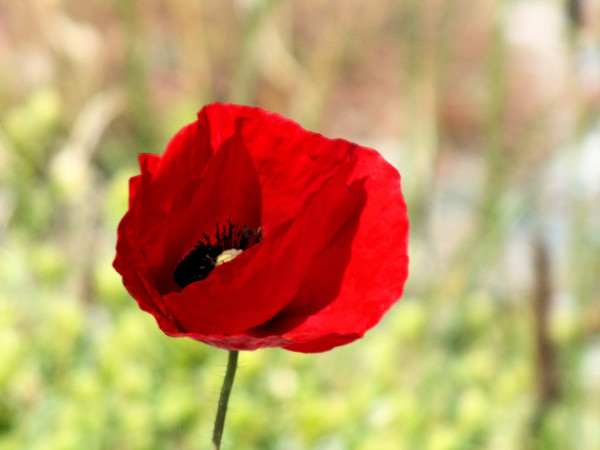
[174,221,262,288]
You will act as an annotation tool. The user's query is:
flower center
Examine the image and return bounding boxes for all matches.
[173,221,263,288]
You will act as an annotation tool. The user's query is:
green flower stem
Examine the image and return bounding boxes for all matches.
[211,350,239,450]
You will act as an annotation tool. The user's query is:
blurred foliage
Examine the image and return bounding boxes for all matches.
[1,0,600,449]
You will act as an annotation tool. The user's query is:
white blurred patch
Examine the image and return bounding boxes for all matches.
[267,367,299,399]
[580,340,600,394]
[577,124,600,196]
[505,1,566,51]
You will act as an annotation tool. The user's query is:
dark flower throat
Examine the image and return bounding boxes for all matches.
[174,221,262,289]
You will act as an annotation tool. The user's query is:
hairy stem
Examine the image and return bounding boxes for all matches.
[211,350,239,450]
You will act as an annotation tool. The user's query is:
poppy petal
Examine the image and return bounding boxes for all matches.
[248,148,408,352]
[282,333,360,353]
[203,104,355,229]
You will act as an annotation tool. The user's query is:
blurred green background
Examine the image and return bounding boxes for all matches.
[1,0,600,449]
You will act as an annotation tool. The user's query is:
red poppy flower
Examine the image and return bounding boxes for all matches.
[113,103,409,353]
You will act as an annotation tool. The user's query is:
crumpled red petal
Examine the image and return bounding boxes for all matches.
[201,105,354,229]
[252,147,409,351]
